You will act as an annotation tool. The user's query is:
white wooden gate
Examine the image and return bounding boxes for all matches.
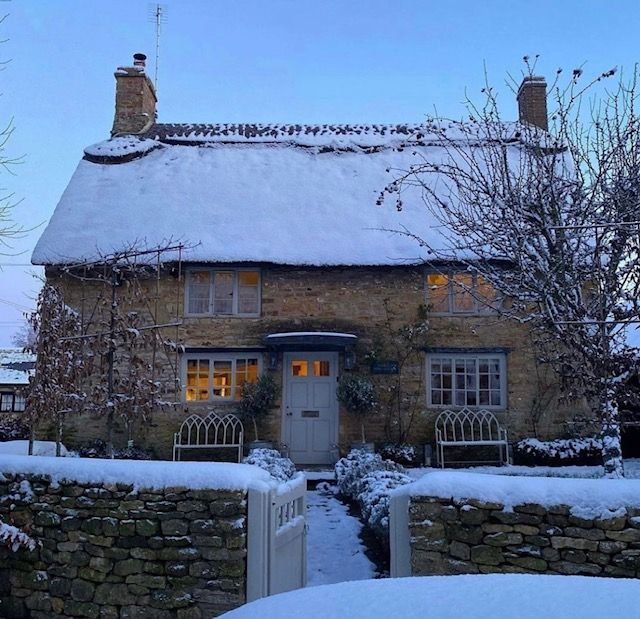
[247,473,307,601]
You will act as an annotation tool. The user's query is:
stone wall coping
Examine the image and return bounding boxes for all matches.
[0,454,275,493]
[395,471,640,519]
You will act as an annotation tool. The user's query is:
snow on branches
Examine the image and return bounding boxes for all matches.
[0,520,37,552]
[380,67,640,478]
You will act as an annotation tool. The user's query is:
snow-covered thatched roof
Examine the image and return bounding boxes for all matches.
[31,122,530,267]
[0,348,35,386]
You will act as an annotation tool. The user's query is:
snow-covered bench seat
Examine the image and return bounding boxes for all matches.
[173,411,244,463]
[434,408,509,468]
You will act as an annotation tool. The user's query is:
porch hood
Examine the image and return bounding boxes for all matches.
[263,332,358,351]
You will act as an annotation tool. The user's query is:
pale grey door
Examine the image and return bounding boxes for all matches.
[282,352,338,465]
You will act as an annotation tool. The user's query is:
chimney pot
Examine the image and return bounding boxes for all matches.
[133,53,147,69]
[517,76,548,131]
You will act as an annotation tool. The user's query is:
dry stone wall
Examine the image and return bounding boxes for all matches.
[409,495,640,578]
[0,472,247,619]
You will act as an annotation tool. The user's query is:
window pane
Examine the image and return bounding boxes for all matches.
[452,273,474,312]
[0,393,13,411]
[235,358,259,398]
[238,271,260,314]
[313,360,330,376]
[429,355,504,409]
[292,360,308,377]
[186,359,209,400]
[426,273,450,312]
[477,276,497,313]
[188,271,210,314]
[213,360,232,397]
[213,272,234,314]
[13,395,25,412]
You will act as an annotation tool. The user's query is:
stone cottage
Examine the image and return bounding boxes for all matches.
[31,54,569,464]
[0,348,35,416]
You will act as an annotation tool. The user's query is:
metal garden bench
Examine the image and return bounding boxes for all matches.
[173,411,244,463]
[434,407,509,468]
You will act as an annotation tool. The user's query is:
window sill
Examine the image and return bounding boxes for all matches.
[427,404,506,411]
[184,313,261,319]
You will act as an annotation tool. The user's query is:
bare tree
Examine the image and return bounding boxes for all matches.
[11,319,37,349]
[380,64,640,478]
[365,299,429,445]
[84,293,170,454]
[26,284,85,456]
[57,243,185,457]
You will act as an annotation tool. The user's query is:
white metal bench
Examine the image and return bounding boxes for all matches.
[173,411,244,463]
[435,408,509,468]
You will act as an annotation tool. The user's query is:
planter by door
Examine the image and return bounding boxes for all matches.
[282,351,339,465]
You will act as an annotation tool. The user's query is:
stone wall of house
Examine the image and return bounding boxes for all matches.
[408,495,640,578]
[46,265,576,458]
[0,471,247,618]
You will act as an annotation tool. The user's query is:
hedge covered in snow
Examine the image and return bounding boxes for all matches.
[243,448,297,482]
[513,437,603,467]
[335,449,412,543]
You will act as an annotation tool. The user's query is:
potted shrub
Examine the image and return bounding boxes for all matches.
[238,373,279,450]
[337,374,377,452]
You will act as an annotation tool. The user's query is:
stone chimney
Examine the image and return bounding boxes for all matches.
[517,76,548,131]
[111,53,157,136]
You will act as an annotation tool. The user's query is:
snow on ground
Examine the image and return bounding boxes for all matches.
[398,471,640,518]
[0,441,70,457]
[0,454,274,492]
[220,574,640,619]
[407,459,640,480]
[306,483,377,587]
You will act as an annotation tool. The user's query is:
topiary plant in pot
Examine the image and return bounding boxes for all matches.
[337,374,378,451]
[237,373,279,448]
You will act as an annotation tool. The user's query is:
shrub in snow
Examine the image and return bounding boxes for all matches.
[336,375,377,442]
[237,374,279,441]
[335,450,400,500]
[335,449,411,543]
[358,469,413,540]
[77,439,154,461]
[243,448,296,482]
[379,443,419,466]
[0,418,29,441]
[513,437,603,467]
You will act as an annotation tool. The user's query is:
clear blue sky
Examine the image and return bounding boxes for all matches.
[0,0,639,344]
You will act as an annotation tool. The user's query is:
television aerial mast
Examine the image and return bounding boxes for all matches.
[148,4,167,93]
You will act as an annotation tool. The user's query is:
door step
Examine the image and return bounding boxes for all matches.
[301,469,336,482]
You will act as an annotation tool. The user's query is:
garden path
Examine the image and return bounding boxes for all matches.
[305,482,378,587]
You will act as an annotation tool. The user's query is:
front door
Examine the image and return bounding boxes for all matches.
[282,352,338,465]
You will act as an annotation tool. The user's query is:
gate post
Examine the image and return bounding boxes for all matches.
[246,486,272,602]
[389,492,411,577]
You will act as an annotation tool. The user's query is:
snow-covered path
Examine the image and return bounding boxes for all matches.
[306,483,377,587]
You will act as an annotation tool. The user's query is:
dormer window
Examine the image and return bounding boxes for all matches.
[426,270,500,314]
[186,269,260,316]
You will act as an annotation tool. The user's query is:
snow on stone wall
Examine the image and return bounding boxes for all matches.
[403,472,640,578]
[0,467,251,617]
